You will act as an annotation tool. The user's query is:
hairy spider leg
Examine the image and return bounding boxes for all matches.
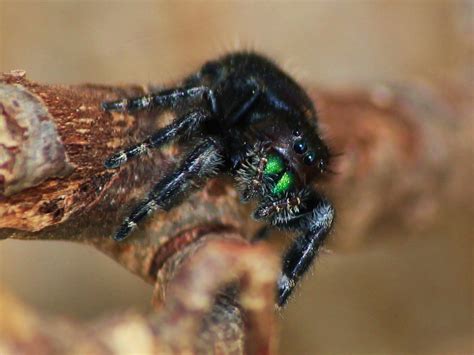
[101,86,218,114]
[253,190,309,226]
[104,109,211,169]
[252,190,334,305]
[277,198,334,306]
[113,138,223,241]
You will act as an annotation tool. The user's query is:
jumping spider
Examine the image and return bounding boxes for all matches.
[102,52,335,307]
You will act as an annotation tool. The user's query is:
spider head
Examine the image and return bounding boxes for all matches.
[261,112,330,178]
[272,122,331,182]
[236,114,330,202]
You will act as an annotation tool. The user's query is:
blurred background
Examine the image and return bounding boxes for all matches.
[0,1,472,354]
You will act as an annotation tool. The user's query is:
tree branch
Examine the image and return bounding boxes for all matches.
[0,237,279,354]
[0,70,471,353]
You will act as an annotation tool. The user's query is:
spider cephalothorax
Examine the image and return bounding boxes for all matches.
[102,52,335,306]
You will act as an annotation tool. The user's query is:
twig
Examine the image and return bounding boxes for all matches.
[0,238,279,354]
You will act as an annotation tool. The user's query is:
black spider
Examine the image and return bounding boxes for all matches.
[102,52,335,307]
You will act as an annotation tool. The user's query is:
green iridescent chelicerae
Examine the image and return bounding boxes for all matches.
[264,154,285,175]
[263,154,295,196]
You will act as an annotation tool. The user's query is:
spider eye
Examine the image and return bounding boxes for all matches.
[292,129,301,137]
[303,151,317,166]
[293,139,307,154]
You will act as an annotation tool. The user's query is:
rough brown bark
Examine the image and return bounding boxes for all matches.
[0,70,472,354]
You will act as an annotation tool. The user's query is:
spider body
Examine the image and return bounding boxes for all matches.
[102,52,335,306]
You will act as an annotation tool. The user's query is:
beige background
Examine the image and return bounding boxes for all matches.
[0,1,472,354]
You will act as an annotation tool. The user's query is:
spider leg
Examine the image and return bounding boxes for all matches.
[113,138,223,241]
[104,109,210,168]
[101,85,218,114]
[277,198,334,306]
[253,191,334,306]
